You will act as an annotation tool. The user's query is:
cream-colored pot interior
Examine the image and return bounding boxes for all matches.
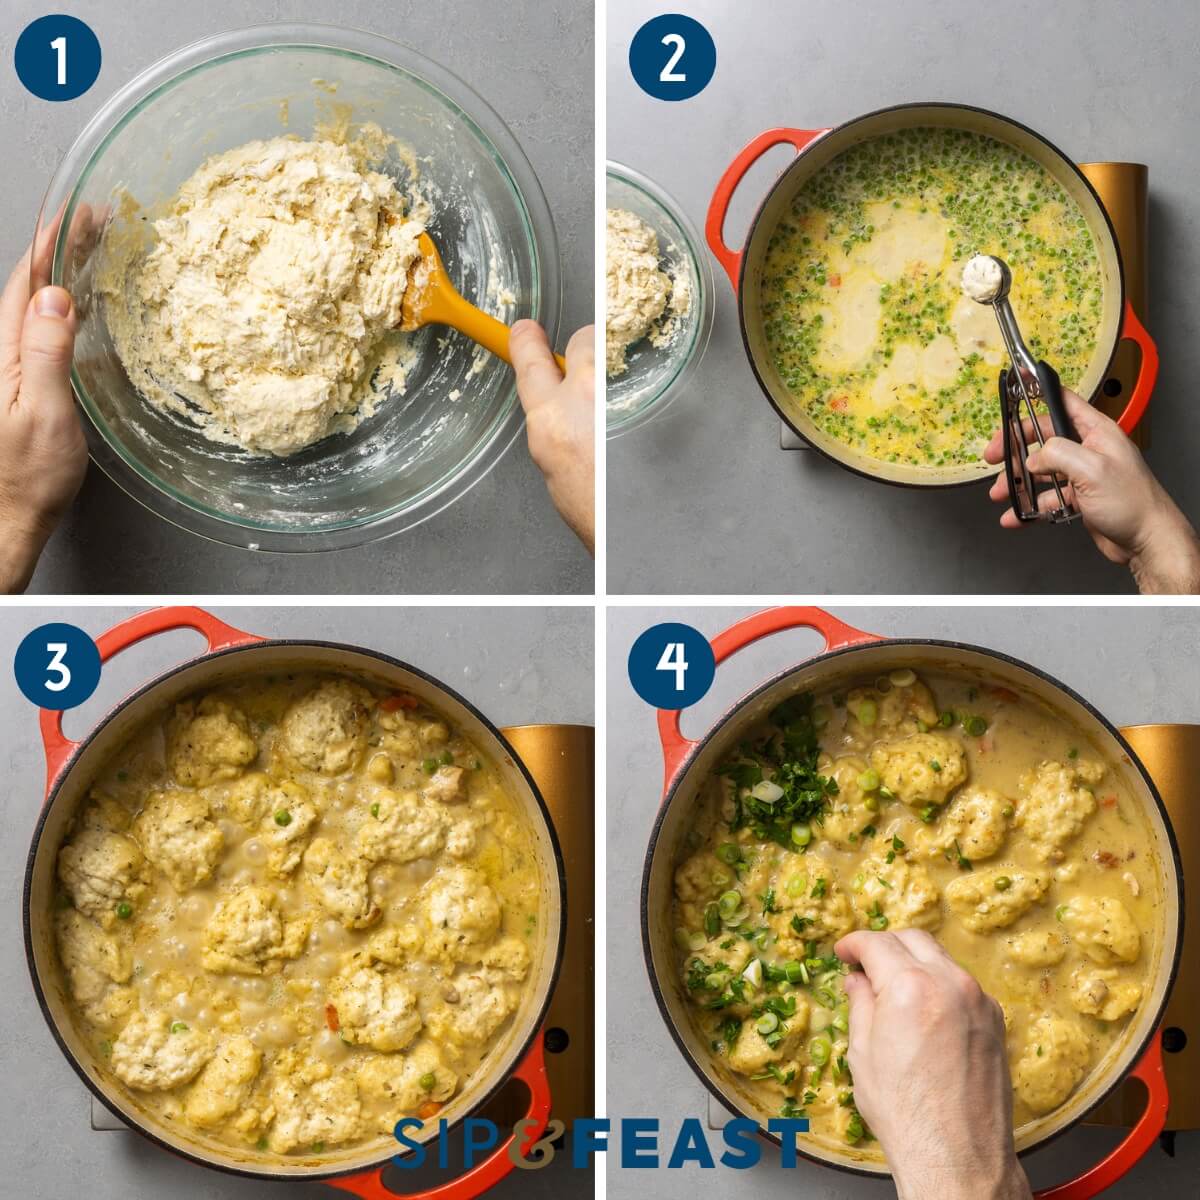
[26,642,564,1180]
[644,640,1180,1176]
[739,104,1125,487]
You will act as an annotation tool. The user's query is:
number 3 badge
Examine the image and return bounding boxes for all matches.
[14,623,102,709]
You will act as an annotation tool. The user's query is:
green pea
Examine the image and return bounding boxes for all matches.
[170,1022,189,1034]
[115,901,133,920]
[274,810,292,827]
[994,876,1012,892]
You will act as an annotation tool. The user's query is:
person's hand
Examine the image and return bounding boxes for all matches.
[510,320,594,555]
[0,223,88,593]
[984,388,1200,593]
[835,929,1031,1200]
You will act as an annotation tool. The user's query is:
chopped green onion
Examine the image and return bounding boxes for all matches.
[878,786,896,802]
[809,1033,832,1066]
[919,804,938,823]
[857,769,880,792]
[812,704,831,729]
[688,932,707,951]
[742,959,764,989]
[370,802,380,818]
[170,1022,189,1034]
[756,1012,780,1035]
[751,780,785,804]
[718,890,742,918]
[791,822,812,848]
[814,986,838,1009]
[869,913,889,931]
[856,699,878,727]
[704,903,721,938]
[1055,904,1069,922]
[715,843,742,865]
[439,750,454,766]
[785,874,808,897]
[889,669,916,687]
[785,960,804,983]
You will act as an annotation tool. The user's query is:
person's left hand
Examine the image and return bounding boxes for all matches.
[0,220,88,592]
[510,320,595,555]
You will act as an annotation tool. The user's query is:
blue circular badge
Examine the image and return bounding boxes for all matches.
[628,14,716,101]
[14,15,101,102]
[628,622,716,709]
[15,623,102,709]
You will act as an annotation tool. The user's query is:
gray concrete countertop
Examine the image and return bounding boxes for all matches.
[607,604,1200,1197]
[607,0,1200,594]
[1,0,593,595]
[0,604,593,1199]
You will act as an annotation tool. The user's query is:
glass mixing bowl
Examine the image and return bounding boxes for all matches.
[606,162,713,439]
[33,23,561,551]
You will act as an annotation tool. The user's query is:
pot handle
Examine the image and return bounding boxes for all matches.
[38,605,263,793]
[656,606,882,792]
[328,1038,552,1200]
[1033,1029,1167,1199]
[1113,301,1157,435]
[706,127,829,292]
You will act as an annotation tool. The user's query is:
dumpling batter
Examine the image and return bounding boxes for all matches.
[605,207,690,377]
[100,135,425,456]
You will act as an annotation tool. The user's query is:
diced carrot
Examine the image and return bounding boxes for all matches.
[989,686,1019,703]
[1101,795,1118,809]
[1093,849,1120,867]
[830,395,849,413]
[828,274,842,287]
[418,1101,443,1120]
[379,693,419,712]
[325,1004,340,1033]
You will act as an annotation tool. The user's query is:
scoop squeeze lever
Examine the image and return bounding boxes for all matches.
[399,232,567,372]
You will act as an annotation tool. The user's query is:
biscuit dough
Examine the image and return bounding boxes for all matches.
[605,207,690,377]
[100,136,425,456]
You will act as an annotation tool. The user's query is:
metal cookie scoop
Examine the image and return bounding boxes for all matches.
[963,254,1080,524]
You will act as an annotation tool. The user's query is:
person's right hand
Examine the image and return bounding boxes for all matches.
[835,929,1032,1200]
[983,388,1200,593]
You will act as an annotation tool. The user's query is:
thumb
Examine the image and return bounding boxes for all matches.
[18,287,77,413]
[1025,435,1101,485]
[842,970,875,1057]
[509,319,563,410]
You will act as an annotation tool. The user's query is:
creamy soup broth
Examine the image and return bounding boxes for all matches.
[52,671,540,1158]
[671,668,1160,1158]
[760,129,1104,469]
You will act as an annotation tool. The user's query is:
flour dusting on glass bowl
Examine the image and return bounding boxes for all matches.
[33,24,560,551]
[606,162,713,439]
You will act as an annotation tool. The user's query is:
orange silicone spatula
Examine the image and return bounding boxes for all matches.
[399,232,566,371]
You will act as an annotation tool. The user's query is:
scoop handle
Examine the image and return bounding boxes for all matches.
[328,1037,552,1200]
[37,605,262,794]
[1033,1028,1168,1199]
[656,605,882,793]
[1037,361,1078,442]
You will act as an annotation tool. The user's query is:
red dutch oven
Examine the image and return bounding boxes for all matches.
[23,607,566,1199]
[641,606,1183,1195]
[705,103,1159,487]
